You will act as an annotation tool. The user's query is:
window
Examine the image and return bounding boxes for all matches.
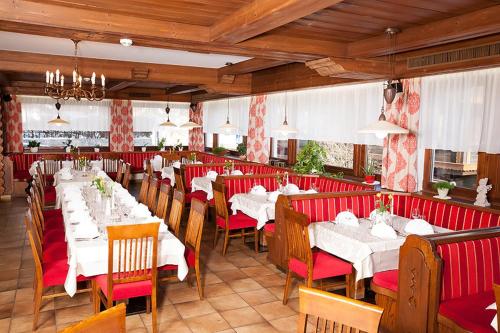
[318,142,354,169]
[205,133,213,148]
[366,145,383,174]
[272,139,288,160]
[217,134,243,150]
[296,140,309,154]
[132,102,189,147]
[431,149,478,189]
[21,96,110,147]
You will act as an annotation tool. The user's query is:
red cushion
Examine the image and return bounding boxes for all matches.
[45,191,56,204]
[186,190,208,203]
[14,170,31,181]
[44,215,64,229]
[43,230,66,244]
[43,243,68,263]
[42,259,88,287]
[372,270,398,292]
[159,247,195,271]
[289,250,352,280]
[154,171,162,179]
[216,213,257,230]
[439,291,496,333]
[96,273,152,301]
[106,172,117,180]
[264,223,275,233]
[43,209,62,219]
[131,166,143,174]
[45,175,55,183]
[159,178,171,187]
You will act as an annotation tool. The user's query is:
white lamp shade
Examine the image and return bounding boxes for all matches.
[180,121,202,129]
[273,122,298,135]
[219,121,238,134]
[358,120,409,138]
[160,119,177,127]
[48,114,69,126]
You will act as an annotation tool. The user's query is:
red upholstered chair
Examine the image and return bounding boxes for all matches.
[115,160,124,184]
[102,153,121,180]
[282,207,353,305]
[159,198,207,299]
[138,173,150,205]
[93,222,160,333]
[212,181,259,255]
[155,183,171,222]
[174,166,208,204]
[121,163,132,190]
[146,177,159,213]
[370,270,398,332]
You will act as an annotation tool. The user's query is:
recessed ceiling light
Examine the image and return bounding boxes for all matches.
[120,38,133,47]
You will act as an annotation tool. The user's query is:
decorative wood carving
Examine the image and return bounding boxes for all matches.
[305,57,391,80]
[131,68,149,80]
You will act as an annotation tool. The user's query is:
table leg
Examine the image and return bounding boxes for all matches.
[349,277,366,299]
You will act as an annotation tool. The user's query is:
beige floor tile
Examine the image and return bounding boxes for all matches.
[214,270,247,283]
[0,270,19,282]
[125,313,146,330]
[267,285,298,301]
[206,261,238,272]
[185,312,231,333]
[154,319,192,332]
[220,306,264,328]
[240,266,275,278]
[10,311,56,333]
[207,294,248,312]
[0,303,13,319]
[54,293,90,309]
[268,315,299,332]
[175,299,215,319]
[140,304,180,324]
[0,318,10,332]
[233,322,279,333]
[216,329,235,333]
[228,278,263,293]
[0,280,18,292]
[238,288,278,306]
[55,303,93,325]
[253,274,286,288]
[203,272,223,285]
[128,327,149,333]
[12,299,54,317]
[203,282,235,298]
[168,286,202,304]
[0,290,16,305]
[14,288,34,303]
[254,301,297,321]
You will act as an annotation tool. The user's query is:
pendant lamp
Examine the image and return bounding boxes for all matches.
[48,101,69,125]
[160,104,177,127]
[219,98,238,134]
[180,102,202,129]
[273,92,297,136]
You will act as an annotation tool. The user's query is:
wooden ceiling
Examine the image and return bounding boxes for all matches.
[0,0,499,102]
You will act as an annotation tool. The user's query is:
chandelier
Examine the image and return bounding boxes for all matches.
[44,40,105,101]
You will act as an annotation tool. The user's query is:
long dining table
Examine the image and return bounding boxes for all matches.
[55,169,188,296]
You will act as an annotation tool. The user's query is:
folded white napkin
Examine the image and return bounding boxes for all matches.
[250,185,267,196]
[74,222,99,239]
[97,170,107,178]
[173,161,181,168]
[152,155,163,171]
[90,161,103,171]
[231,170,243,176]
[335,211,359,227]
[404,219,435,235]
[69,210,92,225]
[371,223,398,240]
[66,200,87,212]
[283,183,300,195]
[267,191,281,203]
[487,303,497,331]
[195,161,202,164]
[206,170,218,180]
[130,204,152,219]
[305,189,317,194]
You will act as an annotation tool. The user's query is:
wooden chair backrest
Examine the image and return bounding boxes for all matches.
[297,286,382,333]
[283,207,312,282]
[25,216,44,289]
[155,183,171,221]
[185,199,207,255]
[59,303,126,333]
[43,155,63,175]
[147,178,159,212]
[105,222,159,297]
[495,283,500,331]
[24,211,43,266]
[173,167,185,192]
[27,191,44,237]
[145,159,153,177]
[167,189,185,238]
[161,152,180,167]
[139,174,150,204]
[115,160,124,183]
[122,163,131,189]
[32,175,46,207]
[103,153,121,172]
[212,181,229,224]
[35,163,47,187]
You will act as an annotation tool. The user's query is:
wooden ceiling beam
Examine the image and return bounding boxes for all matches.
[210,0,344,43]
[219,58,291,75]
[166,85,203,95]
[107,81,137,91]
[348,5,500,57]
[305,57,391,79]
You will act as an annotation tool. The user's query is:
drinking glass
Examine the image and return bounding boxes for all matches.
[411,208,421,219]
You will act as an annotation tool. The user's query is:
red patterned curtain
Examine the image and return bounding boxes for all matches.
[109,100,134,152]
[247,95,270,163]
[381,78,421,192]
[3,95,23,153]
[189,102,204,151]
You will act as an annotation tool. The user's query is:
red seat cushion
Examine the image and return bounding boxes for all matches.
[159,247,195,271]
[43,260,88,287]
[45,191,56,204]
[289,250,352,280]
[14,170,31,181]
[96,274,152,301]
[131,166,143,174]
[372,270,398,292]
[43,209,62,219]
[186,190,208,203]
[106,172,117,180]
[154,171,162,179]
[43,243,68,263]
[264,223,275,233]
[216,213,257,230]
[44,215,64,230]
[45,175,55,183]
[43,230,66,244]
[159,178,171,187]
[439,291,496,333]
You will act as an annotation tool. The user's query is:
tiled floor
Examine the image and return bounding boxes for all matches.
[0,185,311,333]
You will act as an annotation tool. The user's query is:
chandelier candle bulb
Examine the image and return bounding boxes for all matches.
[101,74,105,87]
[78,75,82,86]
[60,75,64,86]
[46,70,49,83]
[49,72,54,84]
[56,69,60,82]
[72,70,76,83]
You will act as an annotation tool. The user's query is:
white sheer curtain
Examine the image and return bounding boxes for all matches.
[203,96,250,135]
[265,82,384,145]
[419,67,500,153]
[20,96,111,131]
[132,101,190,146]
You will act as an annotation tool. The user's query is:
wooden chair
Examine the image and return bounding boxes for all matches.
[155,183,171,221]
[147,177,159,213]
[212,181,259,256]
[93,222,160,333]
[173,167,186,192]
[43,154,64,182]
[59,303,126,333]
[121,163,131,190]
[282,207,353,305]
[173,167,207,207]
[102,152,121,179]
[167,189,185,238]
[297,286,383,333]
[145,158,154,177]
[115,160,124,183]
[160,198,207,299]
[139,174,150,205]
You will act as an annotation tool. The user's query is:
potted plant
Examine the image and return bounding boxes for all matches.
[175,140,183,151]
[28,140,40,153]
[212,146,228,156]
[433,181,456,198]
[94,144,100,153]
[362,161,377,184]
[292,141,326,175]
[141,146,147,152]
[63,139,74,153]
[236,142,247,160]
[372,193,393,224]
[157,138,166,151]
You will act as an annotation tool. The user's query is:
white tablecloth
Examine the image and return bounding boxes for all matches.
[161,166,176,186]
[58,179,188,296]
[229,193,276,230]
[29,160,103,176]
[308,217,452,281]
[487,303,498,331]
[191,177,215,200]
[54,170,108,207]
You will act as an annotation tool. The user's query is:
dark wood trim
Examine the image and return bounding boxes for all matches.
[212,133,219,149]
[287,138,297,166]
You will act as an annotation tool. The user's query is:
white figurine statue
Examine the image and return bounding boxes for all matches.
[474,178,492,207]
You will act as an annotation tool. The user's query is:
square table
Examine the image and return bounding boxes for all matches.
[229,193,276,230]
[191,176,215,200]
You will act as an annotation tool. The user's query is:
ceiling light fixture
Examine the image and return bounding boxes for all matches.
[219,97,238,134]
[120,38,133,47]
[48,101,69,126]
[273,91,297,136]
[160,103,177,127]
[180,102,202,129]
[44,39,105,101]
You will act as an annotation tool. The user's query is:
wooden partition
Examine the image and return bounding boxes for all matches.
[396,227,500,333]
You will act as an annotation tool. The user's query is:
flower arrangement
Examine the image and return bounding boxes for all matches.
[212,146,228,156]
[157,138,166,151]
[188,152,197,162]
[78,156,88,169]
[223,160,233,173]
[91,176,107,195]
[237,142,247,159]
[362,161,377,183]
[276,172,284,186]
[375,193,393,214]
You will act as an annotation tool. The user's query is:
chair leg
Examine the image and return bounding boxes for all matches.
[254,228,259,253]
[195,259,203,300]
[345,273,353,298]
[283,270,292,305]
[146,296,151,314]
[222,229,230,256]
[151,292,158,333]
[213,225,219,249]
[32,284,43,331]
[92,280,100,314]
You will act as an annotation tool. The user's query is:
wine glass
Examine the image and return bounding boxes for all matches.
[411,208,421,219]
